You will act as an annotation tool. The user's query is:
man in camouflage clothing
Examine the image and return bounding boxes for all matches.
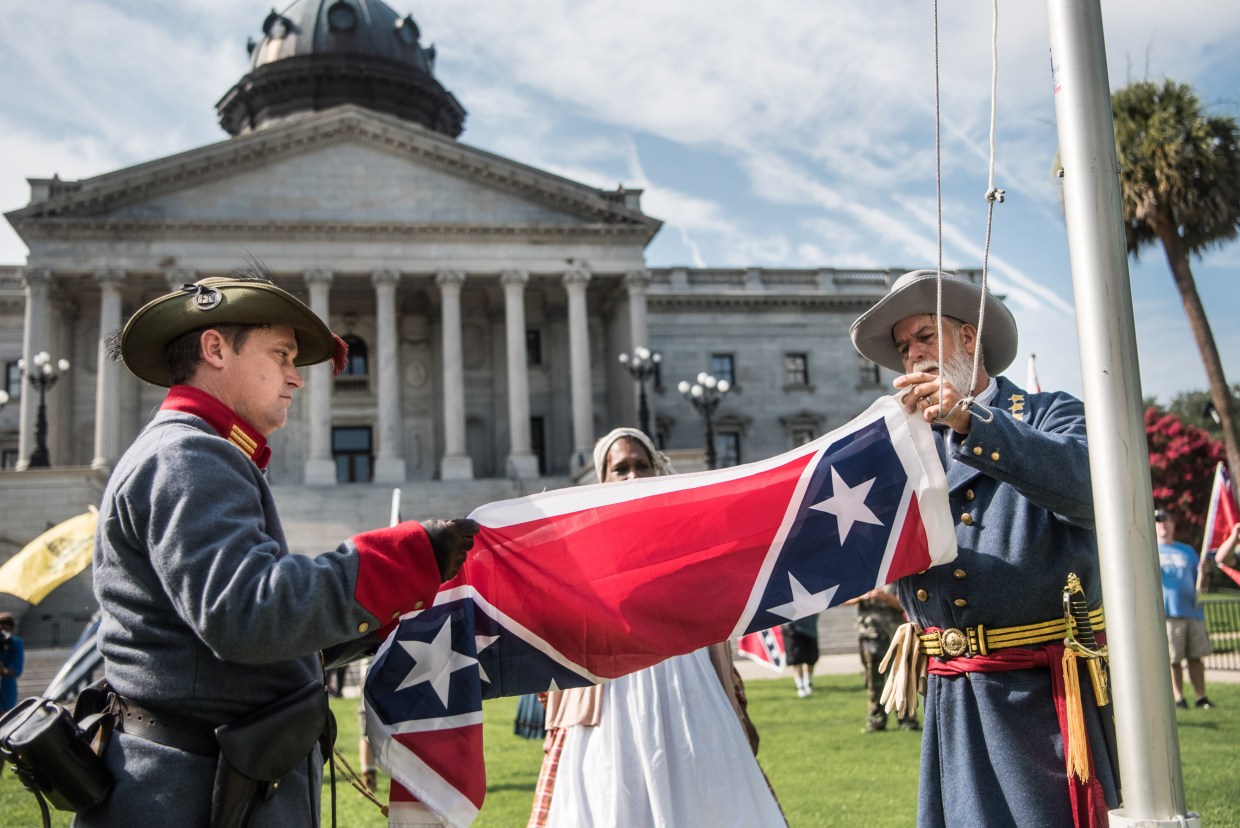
[854,586,918,733]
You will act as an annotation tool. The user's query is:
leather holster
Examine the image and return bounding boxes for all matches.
[210,681,334,828]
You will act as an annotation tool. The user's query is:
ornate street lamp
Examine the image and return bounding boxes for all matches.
[20,351,70,468]
[618,346,661,437]
[677,371,731,470]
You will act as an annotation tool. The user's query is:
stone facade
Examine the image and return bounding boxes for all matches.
[1,104,949,488]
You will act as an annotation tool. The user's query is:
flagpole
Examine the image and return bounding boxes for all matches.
[1044,2,1193,825]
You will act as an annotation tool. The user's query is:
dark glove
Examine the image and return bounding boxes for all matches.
[421,518,480,582]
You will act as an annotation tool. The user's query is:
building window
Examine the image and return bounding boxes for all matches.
[715,432,741,468]
[341,335,369,375]
[785,353,809,386]
[780,411,823,450]
[527,330,542,367]
[711,353,735,385]
[5,361,21,401]
[530,415,547,475]
[857,354,881,385]
[333,426,373,483]
[335,335,369,392]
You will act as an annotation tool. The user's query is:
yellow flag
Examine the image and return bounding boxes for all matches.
[0,509,97,605]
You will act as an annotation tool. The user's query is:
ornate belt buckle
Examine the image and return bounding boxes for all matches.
[939,627,968,658]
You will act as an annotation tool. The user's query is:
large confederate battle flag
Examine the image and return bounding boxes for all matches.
[365,397,956,827]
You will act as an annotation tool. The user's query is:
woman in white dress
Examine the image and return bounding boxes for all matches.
[528,428,786,828]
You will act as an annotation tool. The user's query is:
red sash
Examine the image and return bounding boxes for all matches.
[927,639,1110,828]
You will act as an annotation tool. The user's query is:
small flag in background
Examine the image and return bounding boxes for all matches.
[737,627,786,672]
[1203,462,1237,553]
[1203,462,1240,588]
[367,396,956,827]
[1026,353,1042,393]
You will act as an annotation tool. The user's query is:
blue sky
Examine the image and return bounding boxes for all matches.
[2,0,1238,404]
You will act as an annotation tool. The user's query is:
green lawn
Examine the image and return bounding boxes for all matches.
[3,676,1237,826]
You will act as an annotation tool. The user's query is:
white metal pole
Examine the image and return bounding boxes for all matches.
[1043,1,1195,824]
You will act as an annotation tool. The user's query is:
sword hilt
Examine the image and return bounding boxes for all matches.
[1063,572,1110,706]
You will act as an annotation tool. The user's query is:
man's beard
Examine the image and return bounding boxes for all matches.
[911,340,976,393]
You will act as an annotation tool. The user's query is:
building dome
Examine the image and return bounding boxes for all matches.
[216,0,466,137]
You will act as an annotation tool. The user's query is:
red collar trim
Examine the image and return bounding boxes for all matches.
[161,385,272,470]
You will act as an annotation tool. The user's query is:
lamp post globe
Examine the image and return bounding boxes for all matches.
[619,347,661,437]
[678,371,730,470]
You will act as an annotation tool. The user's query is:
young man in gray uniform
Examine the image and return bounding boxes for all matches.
[79,270,477,826]
[850,270,1118,827]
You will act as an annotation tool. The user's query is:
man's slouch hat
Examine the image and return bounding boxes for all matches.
[849,269,1018,375]
[120,276,346,386]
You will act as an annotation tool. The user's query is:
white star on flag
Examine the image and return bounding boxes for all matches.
[474,634,499,684]
[810,467,884,543]
[767,573,838,620]
[396,617,479,706]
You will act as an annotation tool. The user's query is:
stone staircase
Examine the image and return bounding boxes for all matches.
[15,647,77,699]
[271,476,573,556]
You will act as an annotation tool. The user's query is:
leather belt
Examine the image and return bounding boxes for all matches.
[117,696,218,757]
[918,606,1105,659]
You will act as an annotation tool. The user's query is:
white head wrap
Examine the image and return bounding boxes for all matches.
[592,427,675,483]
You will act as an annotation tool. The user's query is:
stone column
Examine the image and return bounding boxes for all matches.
[436,270,473,479]
[303,269,336,485]
[91,269,126,471]
[564,265,594,468]
[624,269,652,351]
[372,269,406,483]
[16,269,52,470]
[624,269,655,435]
[501,270,539,478]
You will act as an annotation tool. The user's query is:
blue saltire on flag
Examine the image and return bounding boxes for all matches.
[367,396,956,827]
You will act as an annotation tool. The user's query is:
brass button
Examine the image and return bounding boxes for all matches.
[414,600,425,610]
[990,451,1000,462]
[357,622,370,633]
[972,446,983,456]
[954,569,967,579]
[918,569,927,575]
[953,598,968,608]
[916,589,929,602]
[961,513,974,526]
[965,489,975,501]
[390,611,401,620]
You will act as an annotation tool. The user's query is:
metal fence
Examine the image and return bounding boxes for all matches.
[1205,598,1240,671]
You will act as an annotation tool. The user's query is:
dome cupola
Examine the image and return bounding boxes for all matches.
[216,0,466,137]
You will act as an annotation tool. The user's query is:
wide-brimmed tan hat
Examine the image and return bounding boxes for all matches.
[120,277,343,386]
[849,269,1018,375]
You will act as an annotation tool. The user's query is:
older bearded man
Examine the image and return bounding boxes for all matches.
[851,270,1118,828]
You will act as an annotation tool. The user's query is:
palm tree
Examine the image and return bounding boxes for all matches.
[1111,79,1240,515]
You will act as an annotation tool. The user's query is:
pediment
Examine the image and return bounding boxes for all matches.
[7,105,659,241]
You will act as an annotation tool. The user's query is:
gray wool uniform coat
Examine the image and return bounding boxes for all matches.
[76,409,440,827]
[896,377,1119,828]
